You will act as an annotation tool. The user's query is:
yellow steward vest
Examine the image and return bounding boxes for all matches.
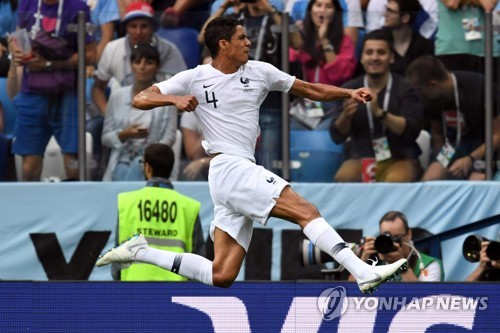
[118,186,201,281]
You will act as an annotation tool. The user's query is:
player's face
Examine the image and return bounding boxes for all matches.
[225,25,251,65]
[311,0,335,28]
[132,57,159,83]
[361,39,393,77]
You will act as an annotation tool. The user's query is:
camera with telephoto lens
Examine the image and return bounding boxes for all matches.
[374,233,403,254]
[462,235,500,262]
[299,239,362,267]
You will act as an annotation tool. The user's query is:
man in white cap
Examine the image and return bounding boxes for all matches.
[91,1,187,116]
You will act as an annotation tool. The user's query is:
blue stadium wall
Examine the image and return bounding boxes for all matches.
[0,181,499,281]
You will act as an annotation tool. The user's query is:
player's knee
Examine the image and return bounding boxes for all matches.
[296,198,321,222]
[212,271,236,288]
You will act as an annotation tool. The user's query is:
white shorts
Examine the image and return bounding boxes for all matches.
[208,154,289,252]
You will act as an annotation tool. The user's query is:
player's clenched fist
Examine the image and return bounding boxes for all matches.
[350,87,372,103]
[174,95,199,112]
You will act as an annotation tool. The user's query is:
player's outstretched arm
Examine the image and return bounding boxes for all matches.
[132,85,199,112]
[289,79,372,104]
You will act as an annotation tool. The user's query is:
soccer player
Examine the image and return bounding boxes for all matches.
[97,16,407,294]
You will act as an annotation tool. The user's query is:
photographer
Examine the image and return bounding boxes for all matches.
[466,240,500,282]
[351,211,443,282]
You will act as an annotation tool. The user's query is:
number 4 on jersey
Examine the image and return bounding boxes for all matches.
[205,91,218,108]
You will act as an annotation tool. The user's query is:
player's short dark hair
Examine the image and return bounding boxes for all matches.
[406,55,448,86]
[362,29,394,54]
[390,0,421,25]
[379,211,409,234]
[204,16,242,59]
[131,43,160,65]
[144,143,174,179]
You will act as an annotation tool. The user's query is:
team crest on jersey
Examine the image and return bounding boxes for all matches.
[240,77,253,93]
[240,77,250,86]
[266,176,276,184]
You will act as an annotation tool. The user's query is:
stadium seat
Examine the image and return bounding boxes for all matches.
[170,129,182,181]
[15,133,93,181]
[289,130,344,182]
[0,78,18,139]
[156,27,201,69]
[416,130,431,170]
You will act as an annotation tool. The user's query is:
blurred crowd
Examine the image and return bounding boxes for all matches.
[1,0,500,183]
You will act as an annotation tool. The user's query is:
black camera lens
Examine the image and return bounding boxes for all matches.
[462,235,487,262]
[486,241,500,261]
[299,239,334,266]
[375,234,396,254]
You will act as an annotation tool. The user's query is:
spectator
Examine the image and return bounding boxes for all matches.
[330,29,424,182]
[86,0,120,77]
[11,0,96,181]
[289,0,364,46]
[366,0,438,40]
[91,1,186,179]
[466,240,500,282]
[209,0,284,17]
[113,143,205,281]
[351,211,444,281]
[0,99,7,180]
[179,111,211,180]
[159,0,212,30]
[406,55,500,181]
[101,43,177,181]
[290,0,356,87]
[92,1,186,116]
[0,0,17,77]
[0,0,17,38]
[434,0,500,76]
[6,39,21,99]
[382,0,434,76]
[290,0,357,130]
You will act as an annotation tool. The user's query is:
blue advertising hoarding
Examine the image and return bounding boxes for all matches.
[0,282,498,332]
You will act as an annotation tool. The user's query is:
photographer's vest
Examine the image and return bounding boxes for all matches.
[118,184,201,281]
[413,253,445,281]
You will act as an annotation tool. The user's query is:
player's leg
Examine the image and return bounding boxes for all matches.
[96,228,246,287]
[271,186,407,294]
[96,234,214,285]
[135,227,244,287]
[270,186,373,280]
[212,227,246,287]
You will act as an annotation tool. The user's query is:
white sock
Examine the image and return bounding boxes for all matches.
[303,217,371,281]
[136,247,213,285]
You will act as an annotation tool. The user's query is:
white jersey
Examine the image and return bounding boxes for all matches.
[155,61,295,161]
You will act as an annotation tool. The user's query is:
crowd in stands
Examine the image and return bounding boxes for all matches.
[1,0,500,183]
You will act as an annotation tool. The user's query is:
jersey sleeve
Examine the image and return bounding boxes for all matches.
[261,62,296,93]
[154,68,195,96]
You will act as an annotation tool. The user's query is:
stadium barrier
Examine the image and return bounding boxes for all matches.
[0,281,498,332]
[0,181,499,282]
